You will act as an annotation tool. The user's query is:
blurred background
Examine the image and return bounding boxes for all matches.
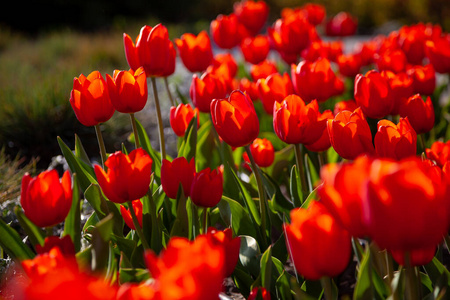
[0,0,449,201]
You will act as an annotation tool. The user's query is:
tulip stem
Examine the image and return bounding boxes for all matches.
[127,200,150,250]
[245,145,269,247]
[95,124,108,168]
[151,77,166,161]
[419,134,427,155]
[405,252,420,300]
[164,76,175,107]
[202,208,209,234]
[320,276,333,300]
[46,226,53,237]
[294,144,308,203]
[130,113,140,149]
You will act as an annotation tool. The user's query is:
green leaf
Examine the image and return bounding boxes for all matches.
[261,171,294,215]
[74,134,91,165]
[14,206,45,249]
[289,165,302,207]
[178,115,197,162]
[239,235,261,277]
[0,217,34,260]
[134,119,162,179]
[230,167,261,227]
[119,268,150,284]
[63,173,81,252]
[353,244,374,300]
[91,213,114,272]
[260,245,272,291]
[221,196,257,238]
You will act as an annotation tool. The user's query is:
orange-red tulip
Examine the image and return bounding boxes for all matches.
[376,49,408,73]
[190,168,223,208]
[120,199,143,230]
[239,34,270,65]
[210,13,245,49]
[69,71,115,127]
[380,70,414,115]
[333,99,358,116]
[175,31,213,73]
[304,109,334,153]
[284,200,352,280]
[325,12,358,37]
[250,59,278,81]
[249,138,275,167]
[374,118,417,160]
[189,72,228,113]
[256,72,294,114]
[425,34,450,74]
[36,235,76,257]
[238,78,259,102]
[207,227,241,276]
[426,140,450,168]
[233,0,269,36]
[106,67,148,114]
[301,3,326,25]
[337,53,363,78]
[21,170,72,228]
[211,90,260,148]
[161,156,196,199]
[390,246,436,267]
[94,148,153,204]
[399,94,435,134]
[169,103,199,137]
[406,64,436,95]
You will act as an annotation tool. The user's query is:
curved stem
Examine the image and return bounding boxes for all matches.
[164,76,175,107]
[151,77,166,161]
[320,276,333,300]
[294,144,308,203]
[129,113,140,149]
[95,124,108,168]
[127,201,150,250]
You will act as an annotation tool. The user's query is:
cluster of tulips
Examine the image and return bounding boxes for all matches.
[2,0,450,299]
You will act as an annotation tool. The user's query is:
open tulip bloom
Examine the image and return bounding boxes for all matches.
[5,2,450,300]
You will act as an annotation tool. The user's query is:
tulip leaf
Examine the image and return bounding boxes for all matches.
[239,235,261,277]
[222,196,257,239]
[91,213,114,272]
[14,206,45,249]
[119,268,150,284]
[0,217,34,260]
[353,243,374,300]
[178,115,197,162]
[305,154,319,192]
[230,167,261,227]
[195,120,220,171]
[74,134,92,165]
[260,245,272,291]
[289,165,303,207]
[63,173,81,252]
[260,170,293,215]
[424,257,450,287]
[134,119,162,179]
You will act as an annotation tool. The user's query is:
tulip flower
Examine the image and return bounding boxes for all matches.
[36,235,76,257]
[248,287,271,300]
[304,109,334,153]
[94,148,153,204]
[354,70,394,119]
[106,67,148,114]
[376,49,408,74]
[206,53,238,92]
[210,13,245,49]
[190,167,223,208]
[21,170,72,228]
[169,103,199,137]
[69,71,115,127]
[426,140,450,168]
[256,72,294,114]
[239,78,259,102]
[374,118,417,160]
[380,70,414,116]
[325,12,358,37]
[211,90,260,148]
[233,0,269,36]
[250,59,278,81]
[337,53,363,78]
[246,138,275,168]
[284,200,352,280]
[175,31,213,73]
[398,23,429,65]
[239,34,270,65]
[333,99,358,116]
[425,34,450,74]
[291,57,344,103]
[161,156,196,199]
[399,94,435,134]
[406,64,436,95]
[190,72,228,113]
[390,246,436,267]
[327,107,375,160]
[300,3,326,25]
[273,95,326,145]
[120,199,143,230]
[207,227,241,276]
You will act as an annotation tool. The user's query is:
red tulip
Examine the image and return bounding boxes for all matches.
[248,287,271,300]
[207,227,241,276]
[170,103,199,137]
[381,70,414,115]
[250,59,278,81]
[425,34,450,74]
[248,138,275,167]
[374,118,417,160]
[284,200,352,280]
[300,3,326,25]
[399,94,434,134]
[120,199,143,230]
[333,99,358,116]
[206,53,239,92]
[354,70,394,119]
[256,72,294,114]
[238,78,259,102]
[210,13,244,49]
[240,35,270,65]
[273,95,324,145]
[175,31,213,73]
[69,71,115,127]
[337,53,362,78]
[190,168,223,208]
[376,49,408,73]
[161,156,196,199]
[291,57,344,103]
[304,109,334,153]
[189,72,228,113]
[106,67,148,114]
[36,235,76,257]
[327,107,375,160]
[94,148,153,204]
[398,23,429,65]
[390,246,436,267]
[233,0,269,36]
[211,90,260,148]
[21,170,72,228]
[406,64,436,95]
[325,12,358,37]
[426,140,450,168]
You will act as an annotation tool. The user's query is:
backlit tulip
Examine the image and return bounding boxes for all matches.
[206,53,238,92]
[398,23,429,65]
[106,67,148,114]
[406,64,436,95]
[425,34,450,74]
[250,59,278,81]
[233,0,269,36]
[354,70,394,119]
[426,140,450,168]
[301,3,326,25]
[284,200,352,280]
[161,156,196,199]
[256,72,294,114]
[120,199,143,230]
[381,70,414,116]
[239,35,270,65]
[375,49,408,73]
[399,94,434,134]
[210,13,244,49]
[337,53,362,78]
[69,71,115,127]
[273,95,324,145]
[238,78,259,102]
[175,31,213,73]
[21,170,72,228]
[94,148,153,204]
[207,227,241,276]
[304,109,334,153]
[374,118,417,160]
[325,12,358,37]
[190,72,228,113]
[211,90,260,148]
[190,167,223,208]
[291,57,344,103]
[249,138,275,167]
[170,103,199,137]
[327,107,375,160]
[333,99,358,116]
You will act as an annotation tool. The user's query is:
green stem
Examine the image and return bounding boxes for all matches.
[318,151,328,169]
[164,76,175,107]
[202,208,209,234]
[46,226,53,237]
[294,144,308,202]
[320,276,333,300]
[146,188,161,253]
[127,200,150,250]
[95,124,108,168]
[151,77,166,161]
[405,252,420,300]
[419,134,427,156]
[130,113,140,149]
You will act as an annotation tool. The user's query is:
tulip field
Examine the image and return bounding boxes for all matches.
[2,0,450,299]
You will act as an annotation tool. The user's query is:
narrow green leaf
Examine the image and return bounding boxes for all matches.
[353,244,374,300]
[221,196,257,238]
[74,134,91,165]
[261,245,273,291]
[178,115,197,162]
[0,217,34,260]
[289,165,302,207]
[91,213,114,272]
[134,119,162,179]
[239,235,261,277]
[230,167,261,226]
[14,206,45,249]
[63,173,81,252]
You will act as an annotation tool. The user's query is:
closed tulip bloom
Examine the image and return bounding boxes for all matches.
[161,157,196,199]
[390,246,436,267]
[190,168,223,208]
[337,53,362,78]
[238,78,259,102]
[257,72,294,114]
[406,64,436,95]
[21,170,72,228]
[304,109,334,153]
[206,53,238,92]
[285,200,352,280]
[207,227,241,276]
[381,70,414,115]
[250,59,278,81]
[398,23,429,65]
[354,70,394,119]
[325,12,358,37]
[301,3,326,25]
[240,35,270,65]
[210,13,244,49]
[426,140,450,168]
[120,199,143,230]
[333,99,358,116]
[94,148,153,204]
[291,57,344,103]
[190,72,228,113]
[170,103,199,137]
[69,71,115,127]
[35,235,76,257]
[273,95,325,145]
[374,118,417,160]
[106,67,148,114]
[425,34,450,74]
[211,90,260,148]
[328,107,375,160]
[249,138,275,167]
[175,31,213,73]
[233,0,269,36]
[399,94,434,134]
[376,49,408,74]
